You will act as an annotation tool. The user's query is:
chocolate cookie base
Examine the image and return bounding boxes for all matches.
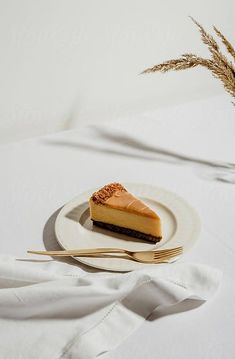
[92,220,162,243]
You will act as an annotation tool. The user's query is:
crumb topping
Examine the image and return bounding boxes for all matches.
[91,182,127,204]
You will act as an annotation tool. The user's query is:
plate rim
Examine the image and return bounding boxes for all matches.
[55,183,201,271]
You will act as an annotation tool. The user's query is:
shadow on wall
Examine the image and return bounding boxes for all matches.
[43,126,235,184]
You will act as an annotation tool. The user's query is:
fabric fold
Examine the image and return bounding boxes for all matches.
[0,257,221,359]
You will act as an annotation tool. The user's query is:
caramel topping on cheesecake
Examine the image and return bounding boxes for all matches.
[91,183,158,219]
[106,190,158,218]
[91,183,127,204]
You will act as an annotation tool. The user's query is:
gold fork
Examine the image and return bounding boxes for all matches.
[27,246,183,263]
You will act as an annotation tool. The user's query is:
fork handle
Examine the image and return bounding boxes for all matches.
[26,251,169,263]
[27,251,130,259]
[27,248,127,256]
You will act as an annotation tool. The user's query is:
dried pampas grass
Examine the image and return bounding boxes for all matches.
[142,17,235,100]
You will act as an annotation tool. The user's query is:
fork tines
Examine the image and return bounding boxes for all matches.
[153,246,183,259]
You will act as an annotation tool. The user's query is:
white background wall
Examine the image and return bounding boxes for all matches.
[0,0,234,144]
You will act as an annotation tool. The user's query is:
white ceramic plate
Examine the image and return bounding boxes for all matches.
[55,183,201,271]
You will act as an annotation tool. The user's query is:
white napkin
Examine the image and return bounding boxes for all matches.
[0,256,221,359]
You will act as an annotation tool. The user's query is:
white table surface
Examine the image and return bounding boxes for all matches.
[1,94,235,358]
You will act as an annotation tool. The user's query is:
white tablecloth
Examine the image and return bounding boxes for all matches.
[0,94,235,358]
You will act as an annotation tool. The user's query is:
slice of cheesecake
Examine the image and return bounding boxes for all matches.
[89,183,162,242]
